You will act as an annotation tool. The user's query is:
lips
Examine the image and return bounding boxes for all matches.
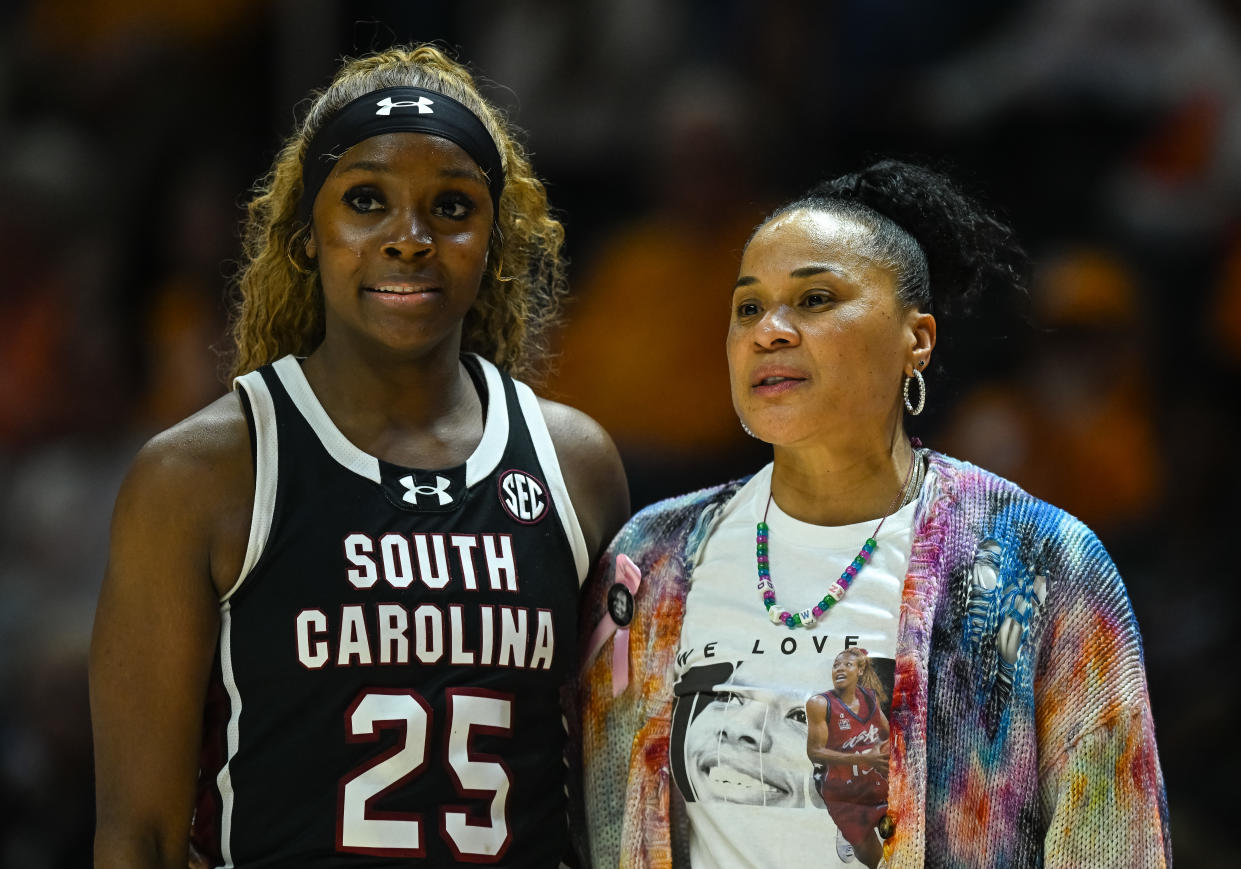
[362,275,444,305]
[749,366,809,397]
[367,282,439,295]
[750,365,808,388]
[700,761,791,802]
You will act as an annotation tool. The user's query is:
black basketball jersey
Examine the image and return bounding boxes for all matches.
[191,354,588,868]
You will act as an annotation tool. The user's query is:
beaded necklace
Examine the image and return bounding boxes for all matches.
[757,438,923,629]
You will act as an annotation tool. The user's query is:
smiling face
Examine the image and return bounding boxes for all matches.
[683,684,812,807]
[728,208,933,451]
[305,131,494,363]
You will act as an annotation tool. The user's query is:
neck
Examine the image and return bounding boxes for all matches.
[769,433,916,526]
[300,339,482,465]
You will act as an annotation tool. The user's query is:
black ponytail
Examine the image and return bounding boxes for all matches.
[765,159,1028,322]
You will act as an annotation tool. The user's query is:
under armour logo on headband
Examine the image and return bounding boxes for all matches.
[375,95,434,116]
[301,86,504,222]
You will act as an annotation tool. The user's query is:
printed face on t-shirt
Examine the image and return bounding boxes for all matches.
[679,666,814,808]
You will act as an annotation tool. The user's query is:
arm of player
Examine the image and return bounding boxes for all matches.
[538,398,630,567]
[90,395,253,869]
[533,397,629,867]
[805,694,848,768]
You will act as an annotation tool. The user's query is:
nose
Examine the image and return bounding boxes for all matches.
[382,208,434,260]
[754,305,798,349]
[720,702,772,751]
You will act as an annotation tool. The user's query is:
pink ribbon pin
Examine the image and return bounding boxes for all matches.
[584,553,643,697]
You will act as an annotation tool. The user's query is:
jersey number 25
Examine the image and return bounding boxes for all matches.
[337,688,512,860]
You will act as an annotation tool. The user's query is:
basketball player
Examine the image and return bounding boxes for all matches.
[806,649,891,869]
[89,45,628,868]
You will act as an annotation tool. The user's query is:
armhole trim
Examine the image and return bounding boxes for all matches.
[222,370,279,603]
[512,381,590,585]
[215,601,240,865]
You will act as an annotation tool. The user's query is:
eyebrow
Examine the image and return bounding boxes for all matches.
[334,159,486,184]
[734,264,845,288]
[792,265,844,278]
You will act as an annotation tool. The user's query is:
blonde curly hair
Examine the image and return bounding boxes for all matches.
[226,44,567,382]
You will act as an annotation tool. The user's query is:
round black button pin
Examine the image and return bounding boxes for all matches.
[607,583,634,627]
[878,814,897,839]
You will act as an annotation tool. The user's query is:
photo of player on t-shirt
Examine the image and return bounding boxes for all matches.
[806,648,892,869]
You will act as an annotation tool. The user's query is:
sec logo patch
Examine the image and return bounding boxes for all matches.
[498,469,548,524]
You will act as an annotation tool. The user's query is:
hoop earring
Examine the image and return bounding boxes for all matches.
[903,369,926,416]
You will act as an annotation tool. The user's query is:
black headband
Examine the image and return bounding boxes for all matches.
[298,86,505,222]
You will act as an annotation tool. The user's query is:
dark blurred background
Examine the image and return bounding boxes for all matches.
[1,0,1235,865]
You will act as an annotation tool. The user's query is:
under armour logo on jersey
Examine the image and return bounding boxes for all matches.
[380,462,464,513]
[399,474,453,506]
[375,95,434,116]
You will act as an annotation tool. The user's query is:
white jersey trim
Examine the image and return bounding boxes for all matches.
[512,381,590,584]
[270,354,509,488]
[215,602,241,868]
[224,370,281,603]
[272,356,381,483]
[465,355,510,487]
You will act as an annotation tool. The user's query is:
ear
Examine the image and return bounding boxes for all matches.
[304,230,317,261]
[905,309,936,375]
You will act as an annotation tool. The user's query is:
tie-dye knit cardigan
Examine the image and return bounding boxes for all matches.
[577,452,1170,868]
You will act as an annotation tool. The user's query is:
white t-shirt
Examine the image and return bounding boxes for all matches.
[672,463,920,868]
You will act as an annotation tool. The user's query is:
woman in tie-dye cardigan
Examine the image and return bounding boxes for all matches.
[576,162,1169,868]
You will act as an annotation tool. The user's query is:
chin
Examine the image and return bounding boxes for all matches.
[752,424,816,449]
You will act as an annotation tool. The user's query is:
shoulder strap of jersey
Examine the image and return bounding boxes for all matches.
[460,355,511,487]
[225,365,282,602]
[495,363,590,584]
[270,355,382,483]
